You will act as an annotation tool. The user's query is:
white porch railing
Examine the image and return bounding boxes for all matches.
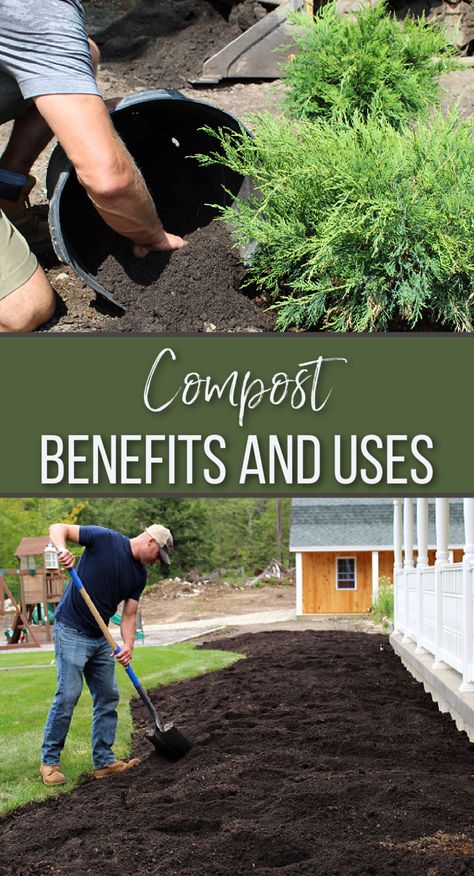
[394,560,474,689]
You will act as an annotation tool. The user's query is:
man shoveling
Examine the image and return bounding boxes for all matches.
[40,522,173,785]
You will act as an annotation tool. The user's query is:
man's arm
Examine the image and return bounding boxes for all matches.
[34,94,185,254]
[49,523,80,569]
[118,598,139,667]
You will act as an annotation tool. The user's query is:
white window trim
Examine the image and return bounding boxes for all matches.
[336,556,357,591]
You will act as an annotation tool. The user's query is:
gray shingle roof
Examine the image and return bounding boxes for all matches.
[289,499,464,550]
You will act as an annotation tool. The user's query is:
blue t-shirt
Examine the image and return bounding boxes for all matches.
[56,526,147,638]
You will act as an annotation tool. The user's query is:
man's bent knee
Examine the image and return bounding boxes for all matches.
[0,210,55,331]
[0,265,55,332]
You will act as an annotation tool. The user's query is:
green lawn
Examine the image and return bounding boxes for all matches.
[0,642,242,816]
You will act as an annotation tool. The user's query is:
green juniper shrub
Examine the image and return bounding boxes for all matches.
[197,110,474,331]
[283,1,458,129]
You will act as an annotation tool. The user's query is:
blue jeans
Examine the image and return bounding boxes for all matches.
[41,622,120,769]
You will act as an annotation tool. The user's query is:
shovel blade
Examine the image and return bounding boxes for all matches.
[146,722,191,761]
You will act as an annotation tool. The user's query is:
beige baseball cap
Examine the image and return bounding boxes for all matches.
[145,524,173,565]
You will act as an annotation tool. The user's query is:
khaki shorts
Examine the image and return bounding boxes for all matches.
[0,210,37,299]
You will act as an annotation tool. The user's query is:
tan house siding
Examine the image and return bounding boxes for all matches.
[302,550,374,614]
[378,551,393,580]
[301,548,464,614]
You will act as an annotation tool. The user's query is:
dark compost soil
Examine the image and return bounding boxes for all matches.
[92,0,266,90]
[1,631,473,875]
[95,222,274,333]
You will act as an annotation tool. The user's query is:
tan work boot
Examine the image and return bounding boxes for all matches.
[94,758,141,779]
[0,175,52,258]
[40,764,66,786]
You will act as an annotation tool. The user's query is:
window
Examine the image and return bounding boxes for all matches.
[336,557,356,590]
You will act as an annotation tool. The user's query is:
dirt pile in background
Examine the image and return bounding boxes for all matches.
[0,631,472,875]
[139,572,295,622]
[93,0,267,89]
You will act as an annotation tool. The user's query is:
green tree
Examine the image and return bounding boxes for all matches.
[76,498,209,580]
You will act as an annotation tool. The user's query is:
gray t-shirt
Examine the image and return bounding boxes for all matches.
[0,0,100,100]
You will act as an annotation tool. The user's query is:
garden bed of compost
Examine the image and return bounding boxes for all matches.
[71,218,273,333]
[1,631,473,875]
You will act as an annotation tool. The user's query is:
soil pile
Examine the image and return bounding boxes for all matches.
[93,0,267,89]
[83,221,273,332]
[0,631,472,875]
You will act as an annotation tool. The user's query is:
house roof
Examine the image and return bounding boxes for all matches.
[15,536,50,557]
[289,499,465,551]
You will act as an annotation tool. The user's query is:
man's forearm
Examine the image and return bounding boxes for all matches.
[86,160,167,248]
[49,523,70,552]
[34,94,166,249]
[120,613,137,651]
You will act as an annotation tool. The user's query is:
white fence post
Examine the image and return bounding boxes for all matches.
[393,499,403,633]
[416,498,428,654]
[433,498,449,669]
[402,498,414,642]
[461,499,474,691]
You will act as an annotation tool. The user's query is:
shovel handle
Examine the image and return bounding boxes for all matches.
[68,568,141,688]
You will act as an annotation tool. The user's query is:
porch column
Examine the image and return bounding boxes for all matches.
[393,499,403,633]
[394,499,403,571]
[461,499,474,691]
[402,498,414,642]
[371,551,379,605]
[295,552,303,617]
[433,498,449,669]
[415,498,429,654]
[403,498,414,569]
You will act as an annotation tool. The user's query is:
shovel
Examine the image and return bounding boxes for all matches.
[68,567,191,761]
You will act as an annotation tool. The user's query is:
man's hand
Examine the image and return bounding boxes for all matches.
[113,644,133,667]
[57,549,75,569]
[133,232,187,257]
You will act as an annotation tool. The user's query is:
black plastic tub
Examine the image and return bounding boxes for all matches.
[46,88,250,309]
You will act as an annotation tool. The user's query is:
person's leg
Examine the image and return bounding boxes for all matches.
[0,211,55,331]
[41,624,87,767]
[0,264,55,332]
[84,637,120,769]
[0,104,53,176]
[0,94,53,256]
